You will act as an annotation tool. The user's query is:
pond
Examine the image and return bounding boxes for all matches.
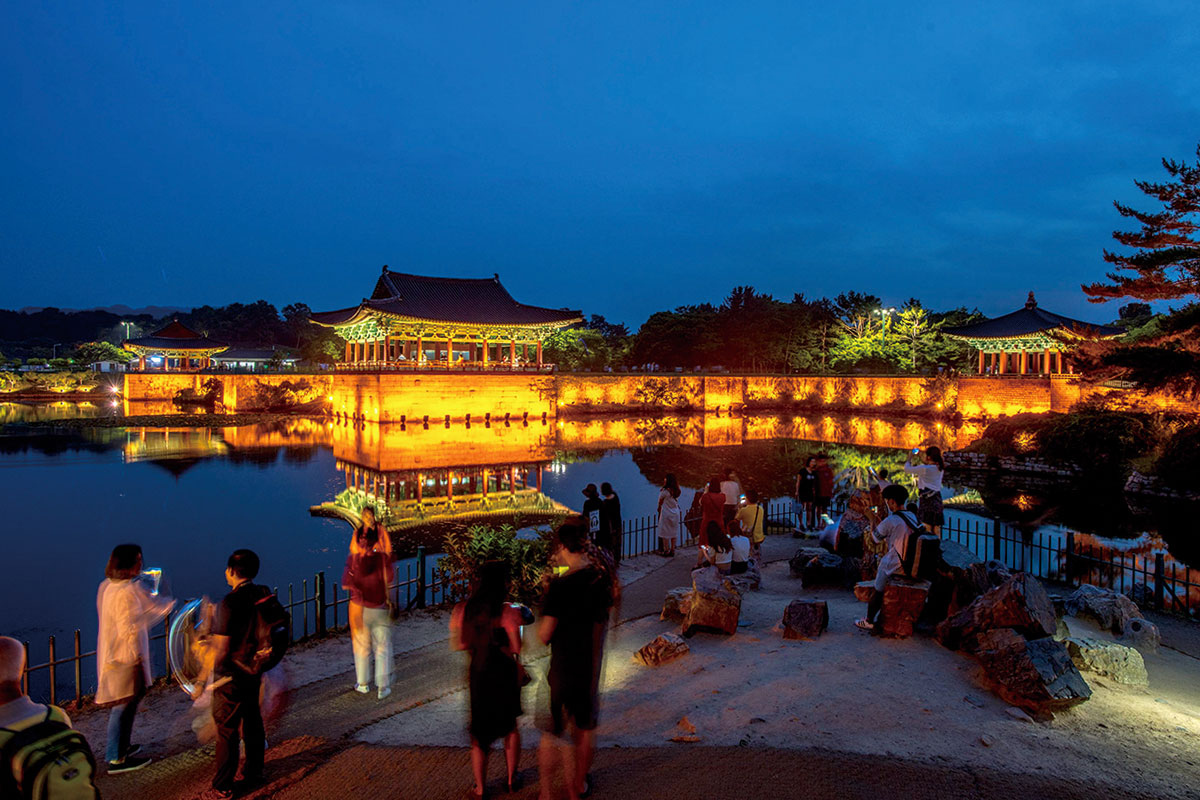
[1,404,1195,697]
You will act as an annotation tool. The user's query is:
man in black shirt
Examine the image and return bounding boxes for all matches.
[538,517,615,800]
[598,482,622,565]
[209,549,267,797]
[581,484,602,545]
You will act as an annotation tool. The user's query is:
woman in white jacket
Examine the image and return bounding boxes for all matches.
[96,544,174,773]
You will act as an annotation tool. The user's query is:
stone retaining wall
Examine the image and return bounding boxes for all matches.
[944,450,1082,477]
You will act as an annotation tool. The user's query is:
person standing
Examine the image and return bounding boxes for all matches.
[656,474,683,557]
[814,453,835,524]
[697,479,727,566]
[96,543,174,774]
[342,506,395,699]
[855,485,919,632]
[599,482,622,565]
[581,484,602,545]
[719,468,742,527]
[538,517,616,800]
[735,488,765,559]
[905,446,945,535]
[795,457,818,533]
[450,561,523,798]
[210,549,271,798]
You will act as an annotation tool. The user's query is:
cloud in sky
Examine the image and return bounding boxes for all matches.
[1,1,1197,326]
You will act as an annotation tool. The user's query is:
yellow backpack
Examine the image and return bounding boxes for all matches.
[0,705,98,800]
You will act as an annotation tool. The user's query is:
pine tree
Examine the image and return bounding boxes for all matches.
[1083,143,1200,301]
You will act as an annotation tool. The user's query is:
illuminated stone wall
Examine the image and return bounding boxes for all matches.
[329,373,557,424]
[123,373,334,414]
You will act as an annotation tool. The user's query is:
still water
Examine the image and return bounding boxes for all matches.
[1,404,1194,662]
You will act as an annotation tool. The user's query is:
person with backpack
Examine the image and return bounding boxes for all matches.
[209,549,288,797]
[0,635,99,798]
[96,543,174,774]
[855,484,923,633]
[343,507,396,700]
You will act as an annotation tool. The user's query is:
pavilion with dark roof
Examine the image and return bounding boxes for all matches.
[309,266,583,370]
[122,321,228,372]
[943,292,1123,375]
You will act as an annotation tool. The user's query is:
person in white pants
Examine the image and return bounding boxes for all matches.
[342,507,396,699]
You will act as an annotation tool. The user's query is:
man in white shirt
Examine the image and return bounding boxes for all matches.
[719,468,741,526]
[855,484,921,632]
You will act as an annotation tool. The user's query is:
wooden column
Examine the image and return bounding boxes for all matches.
[345,340,352,362]
[139,355,145,371]
[482,339,489,367]
[978,349,985,374]
[384,335,392,364]
[537,340,543,367]
[997,351,1006,374]
[536,465,543,492]
[989,352,997,374]
[1019,350,1028,375]
[416,473,423,502]
[509,465,516,494]
[416,336,423,364]
[447,336,453,366]
[482,468,489,496]
[447,471,454,501]
[509,340,516,366]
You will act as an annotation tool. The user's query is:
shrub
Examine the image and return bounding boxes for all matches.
[1155,425,1200,489]
[968,411,1157,471]
[434,523,550,605]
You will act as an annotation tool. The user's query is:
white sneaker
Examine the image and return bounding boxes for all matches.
[377,686,392,700]
[354,683,370,694]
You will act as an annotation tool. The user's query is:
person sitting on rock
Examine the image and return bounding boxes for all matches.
[698,522,734,573]
[856,484,920,633]
[727,521,751,575]
[819,490,876,557]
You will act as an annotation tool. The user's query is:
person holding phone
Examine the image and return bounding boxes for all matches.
[904,446,945,535]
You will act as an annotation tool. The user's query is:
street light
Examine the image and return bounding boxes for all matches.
[120,321,133,340]
[52,343,63,359]
[872,308,896,340]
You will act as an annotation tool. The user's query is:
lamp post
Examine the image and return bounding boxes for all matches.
[120,321,133,340]
[873,308,896,340]
[52,343,63,360]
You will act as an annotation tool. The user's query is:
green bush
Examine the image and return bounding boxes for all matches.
[434,524,550,605]
[1155,425,1200,489]
[969,411,1157,471]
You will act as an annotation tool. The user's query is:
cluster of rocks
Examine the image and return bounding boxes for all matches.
[641,561,765,666]
[1124,470,1200,501]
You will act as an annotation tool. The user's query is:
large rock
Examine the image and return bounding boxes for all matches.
[683,571,742,636]
[936,573,1057,652]
[976,628,1092,712]
[880,576,931,638]
[1064,637,1149,686]
[1065,585,1144,635]
[726,560,762,594]
[1120,616,1160,654]
[985,560,1012,587]
[790,548,851,589]
[781,600,829,640]
[634,633,690,667]
[925,541,991,623]
[854,581,874,603]
[661,587,693,623]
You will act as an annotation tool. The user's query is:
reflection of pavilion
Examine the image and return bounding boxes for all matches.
[122,427,229,463]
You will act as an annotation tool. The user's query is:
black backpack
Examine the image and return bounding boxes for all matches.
[233,588,291,676]
[895,511,941,582]
[0,707,98,800]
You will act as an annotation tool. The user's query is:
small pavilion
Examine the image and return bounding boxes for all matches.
[943,292,1123,375]
[122,321,228,372]
[310,267,583,370]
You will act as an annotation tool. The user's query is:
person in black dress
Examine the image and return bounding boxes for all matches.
[538,516,616,800]
[451,561,524,797]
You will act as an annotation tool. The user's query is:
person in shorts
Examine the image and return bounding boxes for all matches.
[538,516,615,800]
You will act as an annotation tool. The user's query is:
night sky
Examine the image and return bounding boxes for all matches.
[3,2,1198,327]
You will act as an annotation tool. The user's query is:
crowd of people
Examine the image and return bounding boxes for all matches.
[0,447,948,799]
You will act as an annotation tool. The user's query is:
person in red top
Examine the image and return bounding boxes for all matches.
[814,453,836,522]
[697,478,727,566]
[342,507,396,700]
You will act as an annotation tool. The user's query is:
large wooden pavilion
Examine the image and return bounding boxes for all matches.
[943,292,1123,375]
[309,266,583,369]
[122,321,228,372]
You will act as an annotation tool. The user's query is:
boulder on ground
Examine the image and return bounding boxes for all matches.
[975,628,1092,712]
[634,633,690,667]
[925,540,991,624]
[790,548,851,589]
[661,587,693,622]
[881,576,931,638]
[935,573,1057,652]
[683,572,742,637]
[1064,637,1148,686]
[782,600,829,640]
[854,581,874,603]
[1120,616,1160,654]
[726,560,762,594]
[789,547,828,578]
[1065,585,1144,635]
[985,560,1012,587]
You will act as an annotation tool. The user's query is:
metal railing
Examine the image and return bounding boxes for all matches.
[938,513,1197,617]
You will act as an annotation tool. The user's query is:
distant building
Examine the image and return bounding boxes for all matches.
[88,360,127,373]
[209,348,300,372]
[122,320,228,371]
[943,292,1123,375]
[310,266,583,369]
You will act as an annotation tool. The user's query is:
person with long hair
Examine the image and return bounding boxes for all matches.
[904,445,945,535]
[698,521,734,573]
[342,506,395,699]
[697,479,726,565]
[656,474,683,557]
[96,543,174,774]
[794,456,818,532]
[450,561,523,797]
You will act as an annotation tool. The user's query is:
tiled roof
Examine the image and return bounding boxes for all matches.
[212,348,297,361]
[942,294,1123,340]
[124,321,227,350]
[311,268,583,327]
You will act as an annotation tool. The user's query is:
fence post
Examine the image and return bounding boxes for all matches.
[316,572,327,636]
[302,579,309,637]
[1065,531,1075,585]
[74,630,82,705]
[163,611,171,681]
[416,546,427,609]
[992,522,1000,561]
[1154,554,1166,611]
[47,635,56,707]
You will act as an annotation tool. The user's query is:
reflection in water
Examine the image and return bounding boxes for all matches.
[1,400,118,424]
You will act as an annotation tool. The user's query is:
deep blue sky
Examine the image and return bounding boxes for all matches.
[2,2,1197,328]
